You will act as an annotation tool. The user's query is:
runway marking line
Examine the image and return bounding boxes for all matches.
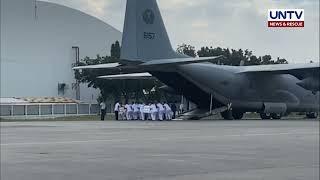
[1,132,318,147]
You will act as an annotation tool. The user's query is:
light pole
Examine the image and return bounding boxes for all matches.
[72,46,80,100]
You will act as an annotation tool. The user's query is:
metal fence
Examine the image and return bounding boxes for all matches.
[0,103,102,117]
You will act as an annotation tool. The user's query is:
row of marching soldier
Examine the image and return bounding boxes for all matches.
[114,101,179,121]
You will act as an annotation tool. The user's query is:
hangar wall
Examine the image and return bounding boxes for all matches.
[0,0,122,103]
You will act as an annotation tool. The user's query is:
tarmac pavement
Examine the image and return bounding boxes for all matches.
[1,119,319,180]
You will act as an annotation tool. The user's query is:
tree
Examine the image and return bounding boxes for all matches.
[197,47,249,65]
[177,44,197,57]
[261,55,273,64]
[197,46,231,65]
[111,41,121,60]
[247,55,261,65]
[197,46,288,66]
[275,57,288,64]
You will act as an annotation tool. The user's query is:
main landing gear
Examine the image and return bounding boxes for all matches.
[260,113,282,120]
[220,110,244,120]
[306,112,318,119]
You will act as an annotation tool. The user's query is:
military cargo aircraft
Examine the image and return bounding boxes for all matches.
[74,0,319,120]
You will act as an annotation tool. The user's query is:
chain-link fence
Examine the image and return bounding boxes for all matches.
[0,103,102,117]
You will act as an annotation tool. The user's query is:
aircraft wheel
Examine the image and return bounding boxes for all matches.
[221,110,233,120]
[306,112,318,119]
[260,113,271,120]
[271,113,282,120]
[232,111,244,120]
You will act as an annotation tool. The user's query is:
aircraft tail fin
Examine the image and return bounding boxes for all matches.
[121,0,186,62]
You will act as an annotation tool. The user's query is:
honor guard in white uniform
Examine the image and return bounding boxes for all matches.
[132,103,140,120]
[119,105,126,121]
[150,103,158,121]
[125,103,133,120]
[114,102,120,120]
[164,103,173,120]
[143,104,152,120]
[100,101,107,121]
[179,103,184,114]
[157,103,165,121]
[140,103,145,120]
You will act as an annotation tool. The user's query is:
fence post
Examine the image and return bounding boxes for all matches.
[11,105,14,116]
[52,104,54,116]
[25,104,28,117]
[89,104,91,115]
[39,104,41,116]
[64,104,67,116]
[210,94,213,114]
[76,104,79,115]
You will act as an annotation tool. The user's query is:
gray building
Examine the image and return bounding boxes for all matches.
[0,0,122,103]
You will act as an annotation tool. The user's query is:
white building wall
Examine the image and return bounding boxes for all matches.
[0,0,122,103]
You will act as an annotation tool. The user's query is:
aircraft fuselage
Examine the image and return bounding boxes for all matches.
[152,63,320,113]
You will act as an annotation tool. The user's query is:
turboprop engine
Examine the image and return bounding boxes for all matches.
[263,103,287,114]
[297,77,320,94]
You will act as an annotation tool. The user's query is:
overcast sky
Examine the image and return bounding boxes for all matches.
[43,0,319,63]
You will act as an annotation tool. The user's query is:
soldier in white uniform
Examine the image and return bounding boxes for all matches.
[150,103,158,121]
[114,101,121,120]
[140,103,145,120]
[179,103,184,115]
[100,101,107,121]
[119,105,126,121]
[143,103,152,120]
[125,103,133,120]
[132,102,140,120]
[157,102,165,121]
[164,102,172,120]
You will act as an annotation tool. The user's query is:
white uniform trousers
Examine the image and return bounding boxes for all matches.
[126,111,133,120]
[166,110,173,120]
[158,110,165,120]
[151,111,158,121]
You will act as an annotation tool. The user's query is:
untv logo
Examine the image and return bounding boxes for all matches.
[268,9,304,28]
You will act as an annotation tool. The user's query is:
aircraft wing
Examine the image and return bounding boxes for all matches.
[98,73,154,80]
[72,56,223,71]
[140,56,223,66]
[237,63,320,80]
[72,63,121,70]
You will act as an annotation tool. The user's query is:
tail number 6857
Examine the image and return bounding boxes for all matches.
[144,32,156,40]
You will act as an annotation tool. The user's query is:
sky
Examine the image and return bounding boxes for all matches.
[43,0,319,63]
